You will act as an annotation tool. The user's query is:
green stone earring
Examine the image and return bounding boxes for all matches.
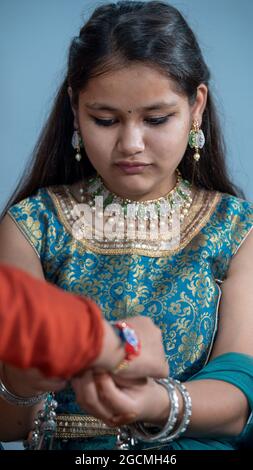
[188,120,205,161]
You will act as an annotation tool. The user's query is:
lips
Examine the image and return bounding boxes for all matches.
[115,162,151,174]
[115,161,150,168]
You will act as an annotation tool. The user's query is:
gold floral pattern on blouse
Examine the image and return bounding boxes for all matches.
[8,185,253,381]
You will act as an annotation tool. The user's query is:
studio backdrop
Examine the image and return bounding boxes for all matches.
[0,0,253,210]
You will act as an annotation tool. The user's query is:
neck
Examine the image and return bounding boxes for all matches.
[98,172,180,204]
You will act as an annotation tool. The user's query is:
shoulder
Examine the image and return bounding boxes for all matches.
[217,194,253,286]
[204,191,253,255]
[8,187,54,219]
[214,192,253,225]
[219,193,253,251]
[6,186,65,258]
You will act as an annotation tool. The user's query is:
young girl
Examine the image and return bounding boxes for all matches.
[0,1,253,450]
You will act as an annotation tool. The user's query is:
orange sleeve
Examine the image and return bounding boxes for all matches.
[0,265,104,378]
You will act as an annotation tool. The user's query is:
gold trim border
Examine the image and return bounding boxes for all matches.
[48,186,222,257]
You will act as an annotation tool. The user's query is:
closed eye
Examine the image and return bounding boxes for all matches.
[93,118,116,127]
[145,115,172,125]
[92,115,173,127]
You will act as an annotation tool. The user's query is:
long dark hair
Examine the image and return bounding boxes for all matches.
[3,0,243,214]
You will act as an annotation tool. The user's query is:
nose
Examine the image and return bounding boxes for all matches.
[116,123,145,156]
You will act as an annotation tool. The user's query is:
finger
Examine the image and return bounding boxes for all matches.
[71,372,116,422]
[112,376,146,388]
[94,373,137,416]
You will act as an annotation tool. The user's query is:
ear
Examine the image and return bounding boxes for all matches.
[191,84,208,126]
[68,86,79,129]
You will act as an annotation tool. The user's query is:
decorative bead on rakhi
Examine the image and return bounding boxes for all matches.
[188,119,205,162]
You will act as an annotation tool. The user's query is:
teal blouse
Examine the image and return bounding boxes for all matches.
[8,184,253,450]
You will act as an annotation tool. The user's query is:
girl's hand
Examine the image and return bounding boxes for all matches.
[71,371,170,427]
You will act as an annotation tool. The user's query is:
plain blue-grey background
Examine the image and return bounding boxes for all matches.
[0,0,253,212]
[0,0,252,450]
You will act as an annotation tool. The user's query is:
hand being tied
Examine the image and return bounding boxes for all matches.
[71,316,170,427]
[72,372,170,427]
[93,316,169,379]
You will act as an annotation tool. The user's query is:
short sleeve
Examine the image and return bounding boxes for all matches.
[8,188,59,259]
[210,194,253,280]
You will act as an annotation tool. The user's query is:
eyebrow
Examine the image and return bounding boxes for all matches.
[85,101,178,112]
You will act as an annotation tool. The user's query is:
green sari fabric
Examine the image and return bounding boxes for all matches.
[54,353,253,451]
[177,352,253,450]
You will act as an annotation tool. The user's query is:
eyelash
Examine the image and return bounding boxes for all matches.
[92,115,172,127]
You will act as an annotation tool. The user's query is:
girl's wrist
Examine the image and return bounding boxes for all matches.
[147,380,171,426]
[144,380,183,427]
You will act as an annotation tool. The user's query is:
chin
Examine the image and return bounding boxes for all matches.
[117,183,153,200]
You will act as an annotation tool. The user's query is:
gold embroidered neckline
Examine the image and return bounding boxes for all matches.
[48,183,222,257]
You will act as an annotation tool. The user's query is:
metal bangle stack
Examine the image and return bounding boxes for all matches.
[118,377,192,448]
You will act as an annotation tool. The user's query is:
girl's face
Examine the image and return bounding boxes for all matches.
[74,63,207,201]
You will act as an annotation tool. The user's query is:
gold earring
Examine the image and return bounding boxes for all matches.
[188,120,205,162]
[72,130,83,162]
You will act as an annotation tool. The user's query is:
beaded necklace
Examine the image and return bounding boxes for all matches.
[78,170,192,225]
[63,171,193,250]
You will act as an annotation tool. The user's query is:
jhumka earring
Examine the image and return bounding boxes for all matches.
[188,120,205,162]
[72,130,83,162]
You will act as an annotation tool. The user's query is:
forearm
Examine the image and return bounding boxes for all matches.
[153,378,249,437]
[185,379,249,437]
[0,265,103,377]
[0,362,44,441]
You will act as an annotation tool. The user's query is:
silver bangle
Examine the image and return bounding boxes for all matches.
[0,377,47,407]
[129,377,192,444]
[158,378,192,443]
[128,377,179,442]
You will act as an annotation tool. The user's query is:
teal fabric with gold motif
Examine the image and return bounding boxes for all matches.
[8,185,253,450]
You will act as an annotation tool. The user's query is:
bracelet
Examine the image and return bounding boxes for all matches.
[129,377,179,442]
[110,320,141,374]
[128,377,192,444]
[0,367,47,407]
[157,378,192,443]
